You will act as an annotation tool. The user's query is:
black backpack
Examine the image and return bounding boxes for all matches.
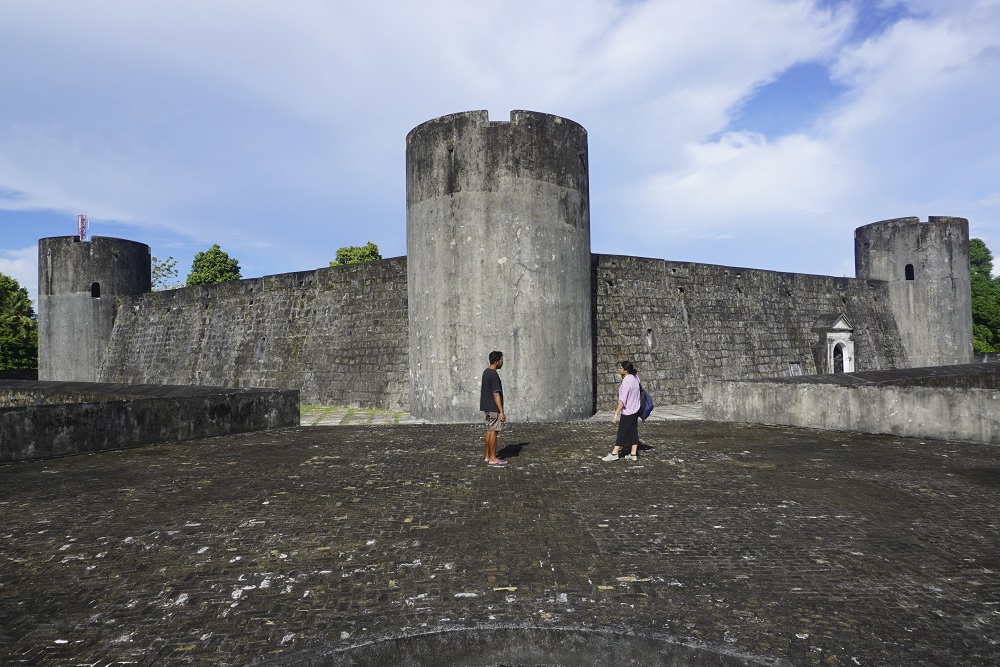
[639,384,654,421]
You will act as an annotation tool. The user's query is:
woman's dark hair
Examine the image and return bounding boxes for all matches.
[618,360,636,375]
[489,351,504,365]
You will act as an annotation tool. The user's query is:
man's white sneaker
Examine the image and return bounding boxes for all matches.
[601,453,619,461]
[625,454,638,461]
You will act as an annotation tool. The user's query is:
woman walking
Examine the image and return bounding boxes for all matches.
[602,360,641,461]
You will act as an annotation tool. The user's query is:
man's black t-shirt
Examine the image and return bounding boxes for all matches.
[480,368,503,412]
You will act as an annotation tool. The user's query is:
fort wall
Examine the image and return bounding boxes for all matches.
[100,257,409,409]
[593,255,908,408]
[95,250,908,416]
[855,216,972,366]
[406,111,593,422]
[0,380,298,462]
[703,364,1000,445]
[38,236,150,382]
[37,109,973,423]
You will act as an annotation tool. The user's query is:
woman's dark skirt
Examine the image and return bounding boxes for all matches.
[615,411,640,447]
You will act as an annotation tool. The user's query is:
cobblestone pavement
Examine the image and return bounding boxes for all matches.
[1,419,998,666]
[300,403,703,426]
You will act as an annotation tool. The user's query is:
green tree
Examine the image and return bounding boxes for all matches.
[152,255,180,290]
[970,238,1000,353]
[331,241,381,266]
[186,245,242,286]
[0,273,38,370]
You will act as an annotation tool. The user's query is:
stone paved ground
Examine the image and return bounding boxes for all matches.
[1,419,998,666]
[299,403,703,426]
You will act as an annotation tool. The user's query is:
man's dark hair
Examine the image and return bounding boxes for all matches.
[618,360,636,375]
[489,351,503,365]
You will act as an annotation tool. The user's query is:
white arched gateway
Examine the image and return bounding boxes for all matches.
[813,314,856,374]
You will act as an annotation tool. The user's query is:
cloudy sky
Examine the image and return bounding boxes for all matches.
[2,0,999,303]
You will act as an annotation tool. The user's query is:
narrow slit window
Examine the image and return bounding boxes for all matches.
[905,264,915,281]
[90,282,101,298]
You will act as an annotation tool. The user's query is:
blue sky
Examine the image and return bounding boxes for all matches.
[3,0,999,304]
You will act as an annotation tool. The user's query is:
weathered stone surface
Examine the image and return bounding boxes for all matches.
[94,250,915,421]
[100,259,410,409]
[592,255,908,409]
[0,380,299,462]
[38,236,151,382]
[1,420,997,666]
[703,363,1000,444]
[855,216,972,367]
[406,110,593,422]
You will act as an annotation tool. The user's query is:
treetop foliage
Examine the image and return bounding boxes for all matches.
[0,272,38,370]
[332,241,381,266]
[970,238,1000,353]
[186,245,242,286]
[152,255,180,290]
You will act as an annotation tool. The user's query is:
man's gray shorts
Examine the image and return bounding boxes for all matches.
[484,412,503,432]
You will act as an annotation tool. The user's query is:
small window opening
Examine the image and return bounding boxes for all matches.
[90,282,101,298]
[905,264,915,281]
[833,344,845,373]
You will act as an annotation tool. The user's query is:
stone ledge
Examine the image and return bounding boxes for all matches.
[703,364,1000,444]
[0,380,299,462]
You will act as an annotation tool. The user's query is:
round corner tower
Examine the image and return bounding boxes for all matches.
[854,216,972,367]
[38,236,151,382]
[406,110,593,422]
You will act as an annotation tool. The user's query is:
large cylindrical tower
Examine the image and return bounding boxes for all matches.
[854,216,972,367]
[38,236,151,381]
[406,110,593,422]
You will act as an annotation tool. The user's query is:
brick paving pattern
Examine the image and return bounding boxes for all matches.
[1,419,998,666]
[299,403,703,426]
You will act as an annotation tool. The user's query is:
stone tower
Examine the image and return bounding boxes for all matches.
[406,110,593,422]
[38,236,151,382]
[854,216,972,367]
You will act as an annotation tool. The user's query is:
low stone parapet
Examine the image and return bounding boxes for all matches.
[703,363,1000,445]
[0,380,299,462]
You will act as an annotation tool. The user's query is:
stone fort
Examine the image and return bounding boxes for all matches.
[37,110,973,422]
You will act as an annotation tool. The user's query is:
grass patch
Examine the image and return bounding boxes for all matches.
[300,405,413,425]
[301,404,339,426]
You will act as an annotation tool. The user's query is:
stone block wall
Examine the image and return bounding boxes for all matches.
[0,380,299,462]
[100,258,410,409]
[406,110,594,422]
[88,252,915,416]
[592,254,909,409]
[702,363,1000,445]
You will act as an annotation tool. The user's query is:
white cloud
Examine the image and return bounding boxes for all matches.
[0,0,998,279]
[613,0,1000,272]
[0,246,38,299]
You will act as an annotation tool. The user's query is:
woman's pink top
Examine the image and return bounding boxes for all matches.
[619,373,640,415]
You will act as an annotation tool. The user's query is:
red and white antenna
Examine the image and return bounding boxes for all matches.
[77,214,89,241]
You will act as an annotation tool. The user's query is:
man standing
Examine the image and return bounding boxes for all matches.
[481,351,507,466]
